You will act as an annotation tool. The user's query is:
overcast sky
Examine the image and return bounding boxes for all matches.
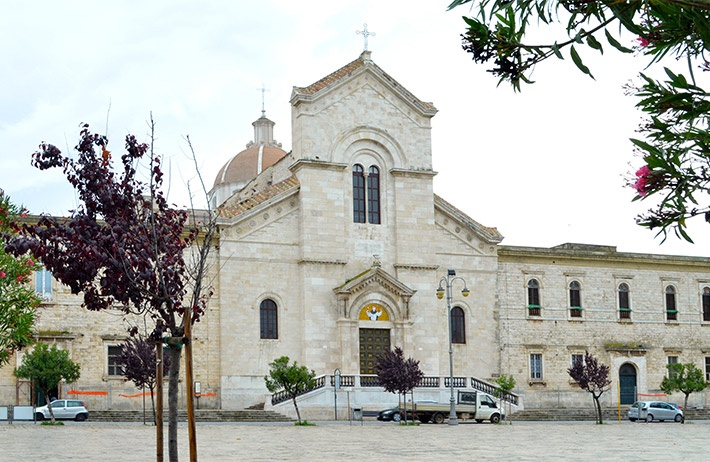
[2,1,709,257]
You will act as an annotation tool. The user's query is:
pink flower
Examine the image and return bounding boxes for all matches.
[633,165,653,197]
[27,260,34,266]
[637,37,649,47]
[0,271,5,278]
[16,275,22,282]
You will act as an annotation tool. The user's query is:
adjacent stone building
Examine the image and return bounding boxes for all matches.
[3,51,710,417]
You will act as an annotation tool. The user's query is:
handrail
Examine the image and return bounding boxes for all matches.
[270,374,520,406]
[470,377,520,406]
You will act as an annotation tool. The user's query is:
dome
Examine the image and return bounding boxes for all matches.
[212,144,287,190]
[211,115,287,207]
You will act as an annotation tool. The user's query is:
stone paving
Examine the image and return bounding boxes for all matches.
[1,420,706,461]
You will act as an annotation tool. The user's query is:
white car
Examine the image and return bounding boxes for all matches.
[35,399,89,421]
[628,401,682,423]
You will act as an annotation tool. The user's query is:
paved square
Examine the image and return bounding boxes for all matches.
[1,420,705,461]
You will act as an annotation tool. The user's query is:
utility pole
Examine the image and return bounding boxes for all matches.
[184,308,197,461]
[156,343,163,462]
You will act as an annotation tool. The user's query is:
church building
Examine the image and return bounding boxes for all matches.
[3,50,710,419]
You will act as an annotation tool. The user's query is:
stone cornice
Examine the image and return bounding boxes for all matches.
[289,159,348,173]
[298,259,348,265]
[499,243,710,269]
[393,263,439,270]
[389,168,436,179]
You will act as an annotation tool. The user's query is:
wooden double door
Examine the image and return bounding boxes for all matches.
[359,328,390,374]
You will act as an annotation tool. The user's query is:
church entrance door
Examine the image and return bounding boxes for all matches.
[619,363,637,405]
[359,328,390,375]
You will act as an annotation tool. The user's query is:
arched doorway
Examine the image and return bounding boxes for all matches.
[619,363,637,405]
[357,304,391,374]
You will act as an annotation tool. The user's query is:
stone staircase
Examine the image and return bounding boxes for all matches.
[510,407,710,421]
[89,408,293,423]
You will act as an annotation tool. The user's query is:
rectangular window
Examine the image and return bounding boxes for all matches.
[530,353,543,380]
[107,345,122,376]
[571,354,584,367]
[705,357,710,382]
[35,268,53,299]
[667,356,679,378]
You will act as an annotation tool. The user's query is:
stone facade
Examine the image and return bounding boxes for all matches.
[3,52,710,416]
[498,243,710,409]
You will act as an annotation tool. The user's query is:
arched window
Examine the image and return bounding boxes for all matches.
[618,283,631,319]
[703,287,710,322]
[450,306,465,344]
[352,163,381,225]
[665,285,678,321]
[260,299,278,339]
[527,279,540,316]
[367,165,380,224]
[569,281,582,317]
[352,164,366,223]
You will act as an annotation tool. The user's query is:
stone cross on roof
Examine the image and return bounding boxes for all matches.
[257,84,270,117]
[356,23,375,51]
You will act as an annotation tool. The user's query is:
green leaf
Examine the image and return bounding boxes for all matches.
[551,42,563,60]
[570,46,594,79]
[586,34,603,54]
[604,29,633,53]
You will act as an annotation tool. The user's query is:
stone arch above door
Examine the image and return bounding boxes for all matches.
[333,264,416,321]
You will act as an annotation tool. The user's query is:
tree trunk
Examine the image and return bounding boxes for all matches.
[44,391,56,424]
[682,394,689,424]
[592,395,603,424]
[168,345,183,462]
[292,396,302,424]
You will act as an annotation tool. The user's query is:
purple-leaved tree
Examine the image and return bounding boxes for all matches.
[568,350,611,424]
[7,122,217,461]
[375,346,424,423]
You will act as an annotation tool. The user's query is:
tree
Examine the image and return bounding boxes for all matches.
[448,0,710,243]
[0,191,40,367]
[568,350,611,424]
[264,356,316,425]
[375,346,424,423]
[117,335,171,425]
[14,342,80,423]
[493,373,516,424]
[6,122,217,462]
[660,362,708,423]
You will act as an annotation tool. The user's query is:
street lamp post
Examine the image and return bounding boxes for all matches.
[437,269,470,426]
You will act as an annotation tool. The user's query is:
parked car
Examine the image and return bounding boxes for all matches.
[628,401,682,423]
[35,399,89,421]
[377,407,416,422]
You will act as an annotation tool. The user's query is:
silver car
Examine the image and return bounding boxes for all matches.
[628,401,683,423]
[35,399,89,421]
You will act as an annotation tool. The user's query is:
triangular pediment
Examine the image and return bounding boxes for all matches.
[334,266,416,299]
[434,194,504,247]
[291,51,437,118]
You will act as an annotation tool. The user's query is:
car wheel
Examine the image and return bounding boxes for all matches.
[419,416,430,424]
[475,419,483,423]
[432,413,445,424]
[646,414,654,423]
[629,418,637,422]
[35,413,44,421]
[490,413,501,424]
[75,413,87,422]
[675,414,682,423]
[393,413,401,422]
